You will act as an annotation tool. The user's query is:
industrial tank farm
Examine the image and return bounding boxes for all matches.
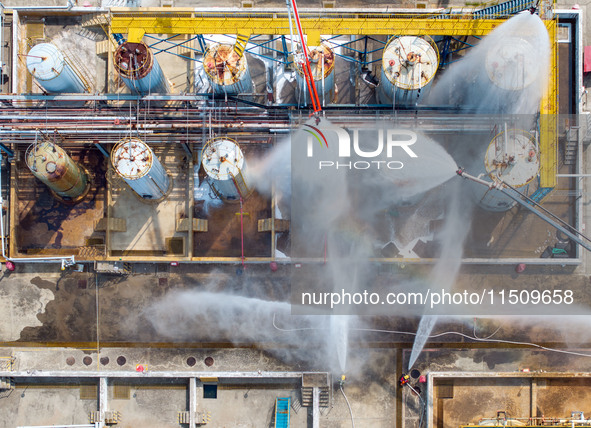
[0,2,587,428]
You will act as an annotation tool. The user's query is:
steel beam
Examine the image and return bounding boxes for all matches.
[539,19,558,188]
[111,13,507,37]
[0,369,308,378]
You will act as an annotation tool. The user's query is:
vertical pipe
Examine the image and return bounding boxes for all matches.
[240,197,245,267]
[188,158,194,259]
[530,378,537,419]
[0,7,3,94]
[504,122,508,162]
[321,56,325,107]
[189,377,197,428]
[11,10,17,95]
[426,372,434,428]
[290,0,321,112]
[312,387,320,428]
[99,377,108,424]
[270,182,276,260]
[0,153,5,260]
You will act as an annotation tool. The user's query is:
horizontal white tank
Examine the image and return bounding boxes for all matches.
[202,43,253,94]
[26,43,88,93]
[201,137,250,201]
[470,129,539,211]
[294,44,336,106]
[111,138,170,200]
[378,36,439,105]
[114,42,170,95]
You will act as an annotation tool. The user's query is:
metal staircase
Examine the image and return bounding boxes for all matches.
[274,397,291,428]
[529,186,553,204]
[564,126,579,166]
[301,386,330,407]
[472,0,536,18]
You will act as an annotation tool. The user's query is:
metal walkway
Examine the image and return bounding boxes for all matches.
[275,397,291,428]
[472,0,536,19]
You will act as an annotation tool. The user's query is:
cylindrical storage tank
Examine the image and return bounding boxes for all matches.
[26,141,89,202]
[378,36,439,106]
[470,130,539,212]
[294,44,335,106]
[26,43,88,93]
[485,37,538,91]
[202,43,253,94]
[114,42,170,95]
[201,137,250,201]
[111,138,170,200]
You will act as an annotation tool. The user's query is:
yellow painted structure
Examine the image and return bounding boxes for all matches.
[109,8,558,187]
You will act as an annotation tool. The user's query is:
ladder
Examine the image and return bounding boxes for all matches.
[274,397,291,428]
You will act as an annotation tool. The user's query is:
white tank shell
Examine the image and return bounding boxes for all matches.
[470,130,539,212]
[26,43,87,93]
[294,44,336,106]
[120,59,170,95]
[111,138,170,199]
[485,130,539,185]
[201,138,250,201]
[485,37,538,91]
[378,36,439,105]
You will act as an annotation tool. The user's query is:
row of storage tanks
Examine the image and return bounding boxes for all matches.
[26,137,249,204]
[27,34,538,104]
[25,127,538,213]
[24,35,541,212]
[26,36,443,104]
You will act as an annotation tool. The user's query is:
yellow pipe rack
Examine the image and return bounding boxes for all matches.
[109,8,558,188]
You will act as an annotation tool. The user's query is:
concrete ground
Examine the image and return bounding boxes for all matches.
[0,264,590,428]
[0,1,591,428]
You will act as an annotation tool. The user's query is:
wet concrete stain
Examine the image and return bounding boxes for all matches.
[20,273,96,343]
[30,276,56,289]
[473,349,523,369]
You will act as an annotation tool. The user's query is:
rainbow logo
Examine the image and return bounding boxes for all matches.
[303,124,329,148]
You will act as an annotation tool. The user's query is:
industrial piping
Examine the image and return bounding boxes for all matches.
[456,168,591,253]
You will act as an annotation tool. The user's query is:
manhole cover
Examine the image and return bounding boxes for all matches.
[117,356,126,366]
[66,357,75,366]
[187,357,196,367]
[204,357,214,367]
[78,279,87,289]
[83,356,92,366]
[100,357,109,365]
[158,277,168,287]
[410,369,421,379]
